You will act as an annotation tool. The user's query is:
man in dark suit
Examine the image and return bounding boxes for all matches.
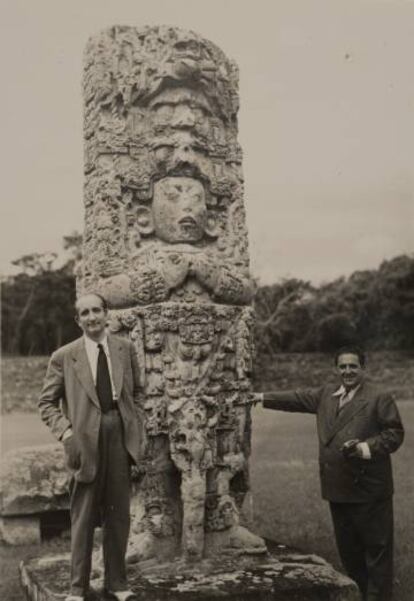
[255,346,404,601]
[39,292,143,601]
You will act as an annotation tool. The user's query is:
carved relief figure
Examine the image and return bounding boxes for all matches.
[96,175,253,309]
[81,25,265,563]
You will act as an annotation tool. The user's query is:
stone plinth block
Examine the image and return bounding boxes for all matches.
[0,515,41,545]
[20,542,361,601]
[0,444,69,517]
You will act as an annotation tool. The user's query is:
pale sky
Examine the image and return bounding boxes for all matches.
[1,0,413,284]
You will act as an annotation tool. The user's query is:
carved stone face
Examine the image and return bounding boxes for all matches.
[152,177,207,243]
[150,88,211,130]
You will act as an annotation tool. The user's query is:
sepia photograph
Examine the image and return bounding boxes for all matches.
[1,1,413,600]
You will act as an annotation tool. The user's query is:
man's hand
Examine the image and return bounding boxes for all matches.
[61,428,73,441]
[341,439,363,459]
[62,433,80,470]
[248,393,264,407]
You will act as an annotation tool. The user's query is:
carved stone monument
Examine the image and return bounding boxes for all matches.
[19,25,360,601]
[79,24,263,564]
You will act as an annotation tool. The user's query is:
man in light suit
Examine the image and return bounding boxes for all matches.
[39,292,143,601]
[255,346,404,601]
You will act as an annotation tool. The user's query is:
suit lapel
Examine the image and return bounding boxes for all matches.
[71,338,101,409]
[325,385,368,445]
[107,335,124,399]
[325,391,340,435]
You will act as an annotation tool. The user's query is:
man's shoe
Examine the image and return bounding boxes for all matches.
[104,590,136,601]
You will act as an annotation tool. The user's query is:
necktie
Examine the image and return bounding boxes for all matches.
[96,344,113,413]
[337,392,351,413]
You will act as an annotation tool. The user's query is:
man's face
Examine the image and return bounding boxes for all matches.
[75,294,107,341]
[336,353,365,391]
[152,177,207,243]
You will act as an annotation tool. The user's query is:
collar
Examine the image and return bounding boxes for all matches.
[332,383,361,399]
[83,333,108,353]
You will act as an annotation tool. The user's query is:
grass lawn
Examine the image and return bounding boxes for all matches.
[0,539,70,601]
[1,356,49,413]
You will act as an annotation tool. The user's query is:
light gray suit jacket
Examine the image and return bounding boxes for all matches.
[38,334,145,483]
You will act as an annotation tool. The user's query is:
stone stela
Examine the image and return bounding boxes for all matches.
[79,24,265,564]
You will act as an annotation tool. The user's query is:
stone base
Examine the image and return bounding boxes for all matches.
[19,541,361,601]
[0,444,69,515]
[0,515,41,545]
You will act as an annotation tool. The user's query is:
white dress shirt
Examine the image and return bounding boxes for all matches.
[332,384,371,459]
[62,335,117,441]
[84,334,117,400]
[332,384,361,410]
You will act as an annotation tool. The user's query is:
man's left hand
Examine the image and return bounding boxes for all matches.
[341,439,363,459]
[247,393,264,407]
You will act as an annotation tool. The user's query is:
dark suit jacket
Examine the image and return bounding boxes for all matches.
[263,381,404,502]
[38,334,145,483]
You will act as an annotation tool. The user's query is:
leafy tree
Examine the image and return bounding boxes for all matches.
[253,254,414,355]
[2,244,79,355]
[314,313,358,352]
[254,279,316,354]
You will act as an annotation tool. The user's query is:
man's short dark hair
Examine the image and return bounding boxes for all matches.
[334,345,366,368]
[75,292,108,316]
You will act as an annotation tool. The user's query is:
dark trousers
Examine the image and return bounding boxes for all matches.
[329,498,394,601]
[70,410,131,596]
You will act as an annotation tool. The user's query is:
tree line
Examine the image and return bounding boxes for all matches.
[1,234,81,356]
[254,254,414,356]
[2,234,413,356]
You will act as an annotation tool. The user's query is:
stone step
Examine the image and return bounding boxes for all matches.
[19,542,361,601]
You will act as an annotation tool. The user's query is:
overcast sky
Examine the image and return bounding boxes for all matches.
[1,0,413,284]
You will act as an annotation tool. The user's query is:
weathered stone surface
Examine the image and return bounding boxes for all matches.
[19,543,361,601]
[80,25,261,563]
[0,515,41,545]
[0,444,69,517]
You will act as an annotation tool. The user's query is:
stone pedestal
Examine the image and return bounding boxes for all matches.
[0,444,69,544]
[19,541,361,601]
[1,515,41,545]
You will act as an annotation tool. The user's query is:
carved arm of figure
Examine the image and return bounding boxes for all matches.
[95,249,253,307]
[189,254,254,305]
[95,269,169,308]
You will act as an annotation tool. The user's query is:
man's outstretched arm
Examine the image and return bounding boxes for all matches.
[254,387,324,414]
